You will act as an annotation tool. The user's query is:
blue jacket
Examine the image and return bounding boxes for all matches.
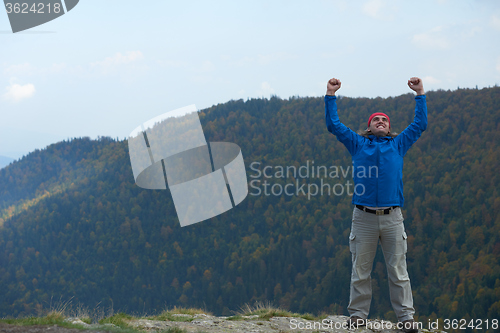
[324,95,427,207]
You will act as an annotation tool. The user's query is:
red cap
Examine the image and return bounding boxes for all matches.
[367,112,390,129]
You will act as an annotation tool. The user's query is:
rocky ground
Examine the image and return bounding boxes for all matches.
[127,314,447,333]
[0,322,109,333]
[1,314,448,333]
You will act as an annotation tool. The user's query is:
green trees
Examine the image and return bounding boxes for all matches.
[0,87,499,323]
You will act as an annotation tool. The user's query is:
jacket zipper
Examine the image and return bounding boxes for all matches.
[375,139,380,206]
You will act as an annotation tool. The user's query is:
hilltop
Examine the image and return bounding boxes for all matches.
[0,87,499,327]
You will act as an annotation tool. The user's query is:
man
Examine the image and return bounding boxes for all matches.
[324,77,427,333]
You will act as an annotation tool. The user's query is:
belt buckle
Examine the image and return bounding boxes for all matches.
[376,209,384,216]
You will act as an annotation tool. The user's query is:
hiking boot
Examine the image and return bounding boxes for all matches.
[400,319,419,333]
[346,316,366,329]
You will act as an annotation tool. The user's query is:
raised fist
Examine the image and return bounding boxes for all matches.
[408,77,425,95]
[327,78,341,96]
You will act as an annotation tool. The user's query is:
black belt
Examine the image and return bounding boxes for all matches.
[356,205,399,215]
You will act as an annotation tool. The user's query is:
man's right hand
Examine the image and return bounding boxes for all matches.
[327,78,341,96]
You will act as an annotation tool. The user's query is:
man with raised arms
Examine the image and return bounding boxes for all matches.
[324,77,427,333]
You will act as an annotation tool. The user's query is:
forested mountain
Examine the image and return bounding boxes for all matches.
[0,87,498,327]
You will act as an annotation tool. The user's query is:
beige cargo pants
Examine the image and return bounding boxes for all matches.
[347,206,415,321]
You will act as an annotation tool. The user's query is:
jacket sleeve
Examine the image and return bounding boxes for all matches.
[395,95,428,156]
[324,95,361,156]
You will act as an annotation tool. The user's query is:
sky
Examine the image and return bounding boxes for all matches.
[1,0,499,159]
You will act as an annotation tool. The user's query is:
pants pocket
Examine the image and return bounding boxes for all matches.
[402,231,408,254]
[394,208,404,222]
[349,233,356,255]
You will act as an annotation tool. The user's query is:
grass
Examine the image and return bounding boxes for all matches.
[163,306,209,315]
[152,313,194,323]
[0,311,67,326]
[99,312,134,328]
[235,301,326,321]
[0,314,144,333]
[0,313,139,333]
[146,305,211,323]
[0,299,335,332]
[0,297,144,333]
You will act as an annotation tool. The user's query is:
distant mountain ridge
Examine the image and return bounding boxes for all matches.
[0,87,498,327]
[0,156,14,169]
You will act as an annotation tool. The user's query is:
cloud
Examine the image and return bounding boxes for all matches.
[3,82,36,102]
[330,0,348,11]
[200,60,215,72]
[157,59,187,68]
[4,63,34,76]
[463,26,482,38]
[231,53,297,67]
[232,56,254,67]
[423,76,441,85]
[42,63,67,74]
[496,56,500,73]
[412,26,450,49]
[91,51,144,73]
[361,0,396,20]
[491,14,500,31]
[191,75,212,84]
[257,53,297,65]
[4,62,69,78]
[257,82,275,96]
[362,0,384,18]
[320,45,356,59]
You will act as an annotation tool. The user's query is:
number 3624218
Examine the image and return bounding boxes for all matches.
[443,319,498,330]
[5,2,62,14]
